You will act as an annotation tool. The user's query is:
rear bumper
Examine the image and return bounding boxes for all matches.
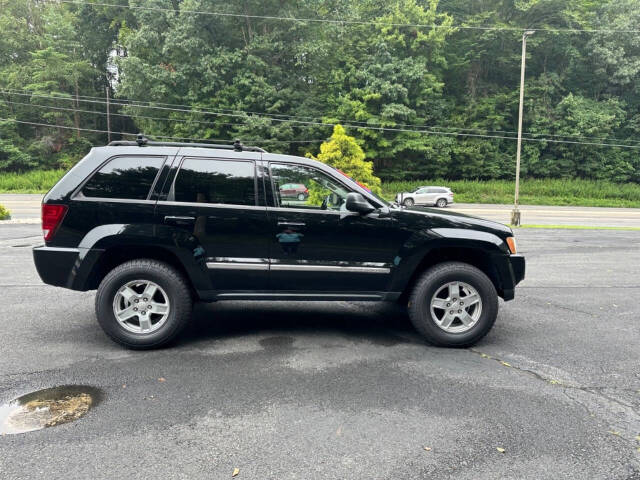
[33,246,79,288]
[493,253,525,301]
[33,245,103,290]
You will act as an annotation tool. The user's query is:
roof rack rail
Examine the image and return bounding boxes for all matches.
[107,134,267,153]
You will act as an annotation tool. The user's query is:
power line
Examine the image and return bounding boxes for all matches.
[60,0,640,34]
[0,117,325,144]
[3,90,640,149]
[4,89,640,145]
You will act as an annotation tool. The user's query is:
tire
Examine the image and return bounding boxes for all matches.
[407,262,498,347]
[403,198,415,207]
[95,259,193,349]
[436,198,447,208]
[297,193,306,201]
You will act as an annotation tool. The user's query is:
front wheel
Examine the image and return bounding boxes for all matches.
[436,198,447,208]
[297,193,306,201]
[95,259,193,349]
[407,262,498,347]
[403,198,415,207]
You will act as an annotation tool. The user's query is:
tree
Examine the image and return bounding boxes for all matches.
[306,125,382,196]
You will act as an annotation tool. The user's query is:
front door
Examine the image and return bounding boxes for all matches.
[155,153,270,291]
[266,162,401,293]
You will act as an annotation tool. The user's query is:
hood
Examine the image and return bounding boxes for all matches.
[392,206,513,239]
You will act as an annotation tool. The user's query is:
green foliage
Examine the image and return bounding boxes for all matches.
[0,169,65,193]
[0,0,639,189]
[0,204,10,220]
[307,125,382,199]
[0,139,34,172]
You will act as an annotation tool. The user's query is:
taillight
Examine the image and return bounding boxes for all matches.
[42,204,68,241]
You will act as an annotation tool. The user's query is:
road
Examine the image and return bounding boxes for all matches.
[0,224,638,479]
[2,193,640,227]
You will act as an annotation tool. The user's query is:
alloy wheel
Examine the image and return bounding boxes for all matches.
[112,280,170,334]
[429,281,482,333]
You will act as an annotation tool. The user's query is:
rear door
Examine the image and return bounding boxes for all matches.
[155,151,271,291]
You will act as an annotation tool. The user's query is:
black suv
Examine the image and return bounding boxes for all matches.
[33,138,524,349]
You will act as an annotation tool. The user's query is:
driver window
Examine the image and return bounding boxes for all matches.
[270,163,351,211]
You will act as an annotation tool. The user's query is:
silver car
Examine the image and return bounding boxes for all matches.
[395,186,454,208]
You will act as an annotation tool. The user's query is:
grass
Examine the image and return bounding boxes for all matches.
[382,178,640,208]
[0,169,66,194]
[1,170,640,209]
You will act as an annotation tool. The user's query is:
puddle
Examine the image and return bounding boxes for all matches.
[0,385,102,435]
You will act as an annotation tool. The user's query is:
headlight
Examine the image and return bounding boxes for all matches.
[506,236,517,254]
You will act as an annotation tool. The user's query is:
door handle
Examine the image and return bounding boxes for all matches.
[164,215,196,225]
[277,221,306,227]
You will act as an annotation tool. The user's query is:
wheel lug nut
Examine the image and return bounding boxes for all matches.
[446,303,450,307]
[141,311,146,315]
[143,298,148,302]
[134,299,139,303]
[458,309,462,313]
[460,302,464,306]
[449,310,454,314]
[133,307,138,311]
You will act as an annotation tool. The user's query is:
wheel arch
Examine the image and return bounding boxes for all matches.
[73,224,212,297]
[83,245,198,296]
[398,245,503,304]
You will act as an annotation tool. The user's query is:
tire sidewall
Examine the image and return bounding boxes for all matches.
[410,265,498,347]
[96,263,189,348]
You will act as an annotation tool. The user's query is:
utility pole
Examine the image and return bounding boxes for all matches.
[511,30,535,226]
[105,82,111,143]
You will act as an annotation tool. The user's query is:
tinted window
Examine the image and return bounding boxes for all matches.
[82,156,165,199]
[270,163,350,211]
[173,158,256,205]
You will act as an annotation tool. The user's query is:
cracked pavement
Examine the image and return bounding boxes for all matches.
[0,224,639,479]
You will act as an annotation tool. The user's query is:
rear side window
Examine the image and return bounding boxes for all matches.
[173,158,256,205]
[82,156,165,200]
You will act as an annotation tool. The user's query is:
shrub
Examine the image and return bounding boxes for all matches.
[0,204,10,220]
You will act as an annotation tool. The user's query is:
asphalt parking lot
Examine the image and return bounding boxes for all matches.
[0,224,639,479]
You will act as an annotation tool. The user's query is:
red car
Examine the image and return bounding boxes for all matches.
[279,183,309,201]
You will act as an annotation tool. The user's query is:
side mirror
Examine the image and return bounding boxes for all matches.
[346,192,375,214]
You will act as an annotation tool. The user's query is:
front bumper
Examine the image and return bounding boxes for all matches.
[497,254,525,301]
[510,254,525,285]
[492,254,525,300]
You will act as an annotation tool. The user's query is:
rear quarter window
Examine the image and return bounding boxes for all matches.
[81,156,165,200]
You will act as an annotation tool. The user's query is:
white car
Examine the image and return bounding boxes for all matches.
[395,186,454,208]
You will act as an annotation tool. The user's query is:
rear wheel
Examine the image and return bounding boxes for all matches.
[403,198,415,207]
[297,193,306,201]
[436,198,447,208]
[95,259,192,349]
[407,262,498,347]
